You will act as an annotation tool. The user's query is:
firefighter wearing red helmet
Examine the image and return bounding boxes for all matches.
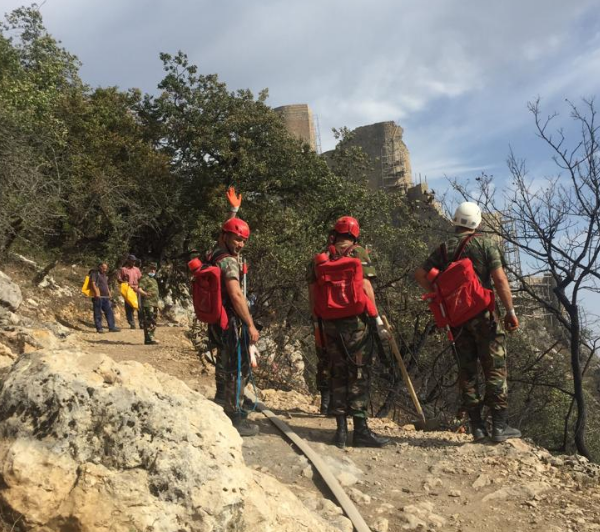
[334,216,360,239]
[308,215,391,449]
[221,218,251,240]
[202,188,260,437]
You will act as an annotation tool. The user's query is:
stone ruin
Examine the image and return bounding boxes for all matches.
[274,104,317,151]
[339,121,413,192]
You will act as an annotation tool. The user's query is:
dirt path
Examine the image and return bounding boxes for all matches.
[77,324,600,532]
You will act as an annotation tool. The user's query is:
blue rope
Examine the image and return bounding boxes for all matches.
[235,328,242,412]
[233,324,259,413]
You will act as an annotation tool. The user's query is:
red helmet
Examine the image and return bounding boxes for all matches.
[222,218,250,239]
[334,216,360,239]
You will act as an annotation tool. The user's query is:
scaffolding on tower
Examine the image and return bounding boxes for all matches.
[314,114,322,155]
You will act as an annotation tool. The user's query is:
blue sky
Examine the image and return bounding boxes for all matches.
[4,0,600,319]
[4,0,600,185]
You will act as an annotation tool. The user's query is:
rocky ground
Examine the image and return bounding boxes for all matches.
[72,325,600,532]
[2,262,600,531]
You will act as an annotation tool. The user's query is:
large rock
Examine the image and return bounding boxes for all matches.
[0,271,22,312]
[0,350,337,531]
[0,326,72,356]
[162,292,194,328]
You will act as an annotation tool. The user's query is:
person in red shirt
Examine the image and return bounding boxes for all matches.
[118,254,142,329]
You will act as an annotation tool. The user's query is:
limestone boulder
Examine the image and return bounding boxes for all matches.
[0,307,21,327]
[0,342,16,377]
[0,271,22,312]
[162,292,194,328]
[0,349,337,532]
[0,326,70,355]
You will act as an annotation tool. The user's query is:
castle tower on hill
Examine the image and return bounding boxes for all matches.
[344,121,412,191]
[275,108,412,193]
[274,104,317,151]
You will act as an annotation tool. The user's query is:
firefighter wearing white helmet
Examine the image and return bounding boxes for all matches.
[453,201,482,229]
[414,201,521,443]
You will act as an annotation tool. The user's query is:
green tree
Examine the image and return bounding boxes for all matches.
[0,5,81,258]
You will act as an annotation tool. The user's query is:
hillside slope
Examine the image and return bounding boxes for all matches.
[0,264,599,531]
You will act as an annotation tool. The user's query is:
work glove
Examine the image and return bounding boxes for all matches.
[249,344,260,368]
[226,186,242,213]
[504,310,519,332]
[374,316,391,341]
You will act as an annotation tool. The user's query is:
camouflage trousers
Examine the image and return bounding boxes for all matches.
[314,321,330,392]
[316,344,330,392]
[452,311,508,412]
[142,306,157,343]
[188,316,210,354]
[322,315,375,418]
[209,319,250,416]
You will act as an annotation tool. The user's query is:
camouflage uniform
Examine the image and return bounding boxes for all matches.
[422,232,508,411]
[207,247,250,416]
[314,322,329,393]
[139,272,159,344]
[308,246,377,418]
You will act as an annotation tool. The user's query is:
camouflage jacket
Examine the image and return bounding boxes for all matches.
[208,247,242,282]
[208,246,243,314]
[139,275,159,308]
[422,232,505,289]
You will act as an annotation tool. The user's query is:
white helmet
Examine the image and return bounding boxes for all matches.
[453,202,482,229]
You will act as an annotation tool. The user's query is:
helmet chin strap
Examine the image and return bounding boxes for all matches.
[224,240,236,256]
[222,234,240,256]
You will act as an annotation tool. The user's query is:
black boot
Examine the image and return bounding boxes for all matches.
[467,407,488,442]
[352,416,390,448]
[230,413,259,437]
[491,409,521,442]
[333,415,348,449]
[214,379,225,405]
[144,334,158,345]
[320,390,331,415]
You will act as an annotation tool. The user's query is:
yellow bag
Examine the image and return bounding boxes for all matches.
[81,276,93,297]
[120,282,139,310]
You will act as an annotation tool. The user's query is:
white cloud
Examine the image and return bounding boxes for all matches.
[3,0,600,181]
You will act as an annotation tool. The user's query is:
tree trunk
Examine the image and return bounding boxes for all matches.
[562,396,575,453]
[0,216,24,257]
[33,259,59,286]
[569,307,590,459]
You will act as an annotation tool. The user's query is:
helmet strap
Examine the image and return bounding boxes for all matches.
[334,232,357,243]
[329,242,356,259]
[221,232,236,256]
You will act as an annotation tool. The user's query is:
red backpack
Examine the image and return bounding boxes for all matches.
[423,234,495,328]
[188,252,233,329]
[312,245,377,320]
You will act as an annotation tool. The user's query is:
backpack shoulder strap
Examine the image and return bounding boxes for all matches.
[327,243,357,260]
[344,244,359,257]
[452,233,478,262]
[208,251,232,265]
[440,243,448,265]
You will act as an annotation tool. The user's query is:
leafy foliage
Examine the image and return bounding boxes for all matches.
[3,7,599,462]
